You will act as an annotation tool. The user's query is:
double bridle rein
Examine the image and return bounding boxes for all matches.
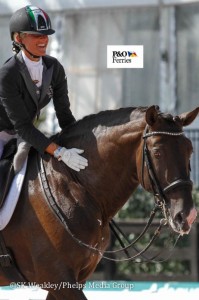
[38,125,192,262]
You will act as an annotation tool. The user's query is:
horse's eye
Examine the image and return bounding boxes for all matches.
[153,149,161,158]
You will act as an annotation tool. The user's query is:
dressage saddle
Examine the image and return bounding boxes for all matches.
[0,139,17,208]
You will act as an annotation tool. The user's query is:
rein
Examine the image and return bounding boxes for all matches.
[37,125,190,262]
[38,155,167,261]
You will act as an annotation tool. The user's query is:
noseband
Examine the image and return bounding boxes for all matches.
[141,126,193,209]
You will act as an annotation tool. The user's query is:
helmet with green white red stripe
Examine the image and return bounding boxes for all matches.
[9,5,55,40]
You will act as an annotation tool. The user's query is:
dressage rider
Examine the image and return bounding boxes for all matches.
[0,5,88,173]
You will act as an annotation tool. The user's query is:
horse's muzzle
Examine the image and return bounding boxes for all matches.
[172,207,197,235]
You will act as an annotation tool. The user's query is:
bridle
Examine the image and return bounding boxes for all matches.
[141,125,193,215]
[38,125,193,262]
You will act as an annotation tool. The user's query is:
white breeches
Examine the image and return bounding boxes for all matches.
[0,131,30,174]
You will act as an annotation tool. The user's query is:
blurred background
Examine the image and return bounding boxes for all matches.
[0,0,199,286]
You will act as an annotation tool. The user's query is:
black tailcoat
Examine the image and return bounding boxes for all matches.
[0,51,75,153]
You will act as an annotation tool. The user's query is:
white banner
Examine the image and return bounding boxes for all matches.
[107,45,144,69]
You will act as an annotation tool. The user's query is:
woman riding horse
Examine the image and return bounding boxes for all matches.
[0,6,198,300]
[0,104,198,300]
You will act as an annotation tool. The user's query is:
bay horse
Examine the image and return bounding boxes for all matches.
[0,105,198,300]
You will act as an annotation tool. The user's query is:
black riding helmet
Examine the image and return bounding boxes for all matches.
[9,5,55,40]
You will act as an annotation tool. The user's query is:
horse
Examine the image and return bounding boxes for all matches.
[0,105,198,300]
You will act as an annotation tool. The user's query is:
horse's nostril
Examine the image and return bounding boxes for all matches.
[174,211,184,224]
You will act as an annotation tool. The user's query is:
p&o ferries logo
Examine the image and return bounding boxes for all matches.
[107,45,143,68]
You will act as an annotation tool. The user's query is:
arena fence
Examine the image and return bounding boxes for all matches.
[91,220,198,282]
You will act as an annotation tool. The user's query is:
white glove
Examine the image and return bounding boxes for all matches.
[54,147,88,172]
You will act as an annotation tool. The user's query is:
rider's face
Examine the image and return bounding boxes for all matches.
[19,33,49,61]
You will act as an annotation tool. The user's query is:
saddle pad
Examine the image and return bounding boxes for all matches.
[0,158,27,230]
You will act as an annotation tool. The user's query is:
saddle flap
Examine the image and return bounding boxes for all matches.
[1,139,17,160]
[0,139,17,208]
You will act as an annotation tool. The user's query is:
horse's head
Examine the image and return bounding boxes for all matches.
[139,105,199,235]
[57,105,198,235]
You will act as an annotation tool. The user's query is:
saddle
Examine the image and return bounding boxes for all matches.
[0,138,29,283]
[0,139,17,208]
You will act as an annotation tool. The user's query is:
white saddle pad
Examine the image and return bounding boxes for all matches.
[0,158,28,230]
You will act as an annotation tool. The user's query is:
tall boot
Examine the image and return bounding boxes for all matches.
[0,161,15,208]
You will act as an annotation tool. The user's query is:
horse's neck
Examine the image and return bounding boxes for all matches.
[78,120,144,221]
[50,114,145,223]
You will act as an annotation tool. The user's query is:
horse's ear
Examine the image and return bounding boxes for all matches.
[179,107,199,127]
[145,105,159,126]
